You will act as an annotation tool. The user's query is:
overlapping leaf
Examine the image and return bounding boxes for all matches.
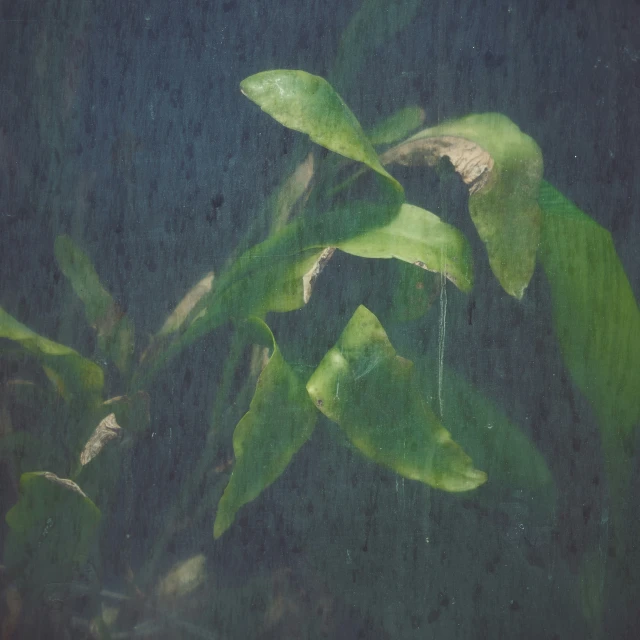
[214,318,317,538]
[135,73,408,383]
[306,306,487,492]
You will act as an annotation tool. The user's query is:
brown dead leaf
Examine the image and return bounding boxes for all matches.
[302,247,335,304]
[271,152,315,232]
[79,413,123,466]
[158,272,215,337]
[40,472,89,499]
[380,135,494,195]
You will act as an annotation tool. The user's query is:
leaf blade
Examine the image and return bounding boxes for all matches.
[213,318,317,538]
[240,70,402,194]
[336,203,473,292]
[0,306,104,403]
[306,305,486,492]
[54,235,134,374]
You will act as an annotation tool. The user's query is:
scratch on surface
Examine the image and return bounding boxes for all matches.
[438,250,447,416]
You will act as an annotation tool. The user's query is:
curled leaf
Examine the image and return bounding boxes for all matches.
[80,413,123,466]
[381,134,494,194]
[382,113,543,299]
[306,306,486,492]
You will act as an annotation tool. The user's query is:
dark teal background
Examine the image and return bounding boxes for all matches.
[1,1,638,637]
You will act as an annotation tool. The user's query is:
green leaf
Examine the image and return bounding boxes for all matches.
[306,305,487,492]
[367,106,426,146]
[4,472,101,587]
[54,235,135,374]
[336,203,474,292]
[383,113,543,298]
[0,306,104,403]
[538,181,640,553]
[214,318,317,538]
[240,70,403,194]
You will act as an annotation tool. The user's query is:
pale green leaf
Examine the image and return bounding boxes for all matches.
[240,70,402,194]
[306,305,487,492]
[214,318,317,538]
[337,203,473,292]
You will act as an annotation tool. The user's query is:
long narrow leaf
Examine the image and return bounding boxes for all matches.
[538,181,640,554]
[55,235,134,374]
[0,306,104,403]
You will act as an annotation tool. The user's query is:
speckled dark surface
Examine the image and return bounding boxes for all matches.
[1,1,639,638]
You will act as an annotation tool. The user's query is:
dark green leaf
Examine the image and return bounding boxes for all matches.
[367,106,426,146]
[330,0,424,92]
[0,306,104,404]
[4,472,101,588]
[419,361,555,516]
[539,181,640,553]
[55,235,134,374]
